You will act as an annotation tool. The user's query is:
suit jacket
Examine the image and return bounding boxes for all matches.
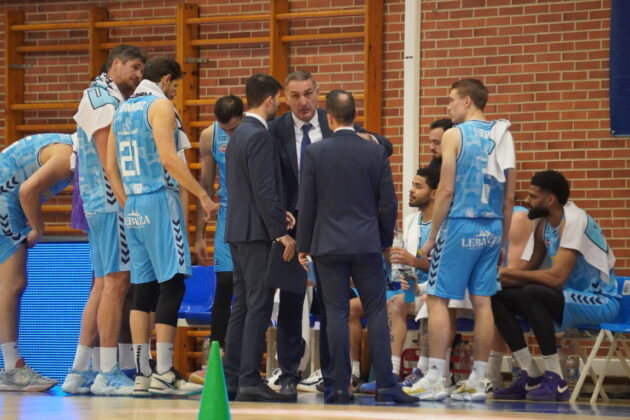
[296,128,397,255]
[269,108,393,213]
[225,115,287,243]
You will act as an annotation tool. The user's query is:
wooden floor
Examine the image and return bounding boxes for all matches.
[1,388,630,420]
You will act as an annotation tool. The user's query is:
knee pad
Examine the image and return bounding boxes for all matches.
[155,275,186,327]
[131,281,159,313]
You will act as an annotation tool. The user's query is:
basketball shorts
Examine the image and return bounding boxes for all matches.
[125,189,191,284]
[86,210,130,277]
[427,217,502,300]
[0,193,28,264]
[560,288,621,330]
[213,204,233,272]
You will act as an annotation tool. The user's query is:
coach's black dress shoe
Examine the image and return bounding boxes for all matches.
[375,384,420,404]
[236,382,295,402]
[324,389,355,404]
[279,376,298,402]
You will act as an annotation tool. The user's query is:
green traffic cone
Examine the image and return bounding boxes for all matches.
[198,341,231,420]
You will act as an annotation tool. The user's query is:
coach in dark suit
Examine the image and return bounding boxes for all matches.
[296,90,419,405]
[223,73,296,403]
[268,70,394,397]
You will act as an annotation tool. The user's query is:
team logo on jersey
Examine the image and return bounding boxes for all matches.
[460,230,501,249]
[124,211,151,227]
[219,144,227,153]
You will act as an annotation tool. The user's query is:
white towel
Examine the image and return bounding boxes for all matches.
[486,119,516,183]
[521,201,615,283]
[132,80,191,153]
[73,73,124,143]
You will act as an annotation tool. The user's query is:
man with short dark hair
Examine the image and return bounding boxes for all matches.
[427,118,453,169]
[222,73,297,403]
[269,69,393,397]
[195,95,244,350]
[106,56,215,397]
[492,170,621,401]
[297,89,418,405]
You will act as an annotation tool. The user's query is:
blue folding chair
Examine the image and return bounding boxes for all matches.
[178,265,216,325]
[569,276,630,403]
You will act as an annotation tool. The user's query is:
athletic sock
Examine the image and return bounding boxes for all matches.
[512,347,541,378]
[542,353,563,377]
[352,360,361,378]
[426,358,445,383]
[91,347,101,372]
[100,347,118,373]
[417,356,429,374]
[1,342,20,370]
[468,360,488,386]
[486,350,504,383]
[442,347,452,379]
[133,343,152,377]
[71,345,92,371]
[391,356,401,375]
[118,343,135,370]
[156,342,174,375]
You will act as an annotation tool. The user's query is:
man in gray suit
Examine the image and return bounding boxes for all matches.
[296,90,419,405]
[223,73,296,402]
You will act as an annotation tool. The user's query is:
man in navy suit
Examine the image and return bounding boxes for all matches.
[223,73,296,403]
[268,70,394,397]
[296,90,419,405]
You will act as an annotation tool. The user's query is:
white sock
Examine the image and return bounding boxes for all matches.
[1,342,20,370]
[512,347,541,378]
[156,342,174,375]
[100,347,118,373]
[543,353,563,377]
[468,360,488,385]
[352,360,360,377]
[486,351,504,383]
[133,343,152,377]
[391,356,401,375]
[426,358,445,383]
[71,345,92,371]
[91,347,101,372]
[417,356,429,374]
[118,343,135,370]
[443,348,452,378]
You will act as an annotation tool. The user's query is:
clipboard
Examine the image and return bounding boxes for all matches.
[263,240,307,295]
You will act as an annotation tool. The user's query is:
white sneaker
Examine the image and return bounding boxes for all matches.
[482,377,502,394]
[133,373,152,397]
[0,361,57,392]
[444,374,458,396]
[149,369,202,396]
[297,369,323,392]
[402,375,448,401]
[450,380,487,402]
[266,368,282,391]
[62,369,96,394]
[90,365,134,396]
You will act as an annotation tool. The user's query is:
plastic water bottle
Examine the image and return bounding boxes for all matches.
[566,356,580,386]
[391,228,416,301]
[390,228,404,290]
[201,337,210,370]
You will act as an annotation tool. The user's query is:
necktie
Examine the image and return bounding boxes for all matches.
[300,123,312,171]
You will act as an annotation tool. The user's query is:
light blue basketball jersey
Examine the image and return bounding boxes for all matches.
[112,94,179,195]
[0,133,73,200]
[77,82,122,213]
[449,120,505,219]
[211,122,229,206]
[543,219,618,298]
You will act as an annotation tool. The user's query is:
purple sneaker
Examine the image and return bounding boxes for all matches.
[493,371,543,400]
[526,371,570,401]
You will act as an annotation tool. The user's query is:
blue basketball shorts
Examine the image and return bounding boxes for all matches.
[427,217,502,300]
[86,210,130,277]
[560,288,621,330]
[213,204,233,272]
[0,193,28,264]
[124,189,191,284]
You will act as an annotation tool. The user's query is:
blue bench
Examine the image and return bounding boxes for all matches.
[178,265,216,325]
